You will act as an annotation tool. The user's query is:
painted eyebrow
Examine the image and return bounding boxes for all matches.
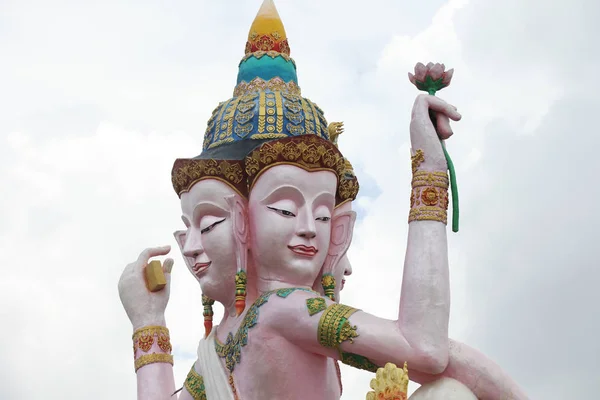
[313,191,336,207]
[259,185,304,204]
[181,202,229,225]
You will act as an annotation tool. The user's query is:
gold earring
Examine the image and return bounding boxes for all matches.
[321,273,336,302]
[235,270,247,316]
[202,295,215,337]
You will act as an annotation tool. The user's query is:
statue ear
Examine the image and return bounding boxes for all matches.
[225,195,248,246]
[328,211,357,257]
[173,230,192,269]
[322,210,356,276]
[225,195,249,275]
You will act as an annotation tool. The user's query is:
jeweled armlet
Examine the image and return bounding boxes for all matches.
[317,304,360,349]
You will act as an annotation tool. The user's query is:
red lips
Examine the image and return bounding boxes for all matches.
[288,245,318,257]
[192,261,211,275]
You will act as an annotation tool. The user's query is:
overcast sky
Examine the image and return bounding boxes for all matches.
[1,0,598,399]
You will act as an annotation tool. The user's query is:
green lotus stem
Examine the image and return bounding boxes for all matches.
[429,88,459,233]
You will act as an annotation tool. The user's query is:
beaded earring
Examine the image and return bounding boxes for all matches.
[235,270,247,316]
[321,273,336,301]
[202,294,215,337]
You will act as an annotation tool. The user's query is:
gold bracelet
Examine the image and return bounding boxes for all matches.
[408,206,447,224]
[133,325,172,354]
[132,325,170,342]
[134,353,174,372]
[318,304,360,349]
[411,171,449,189]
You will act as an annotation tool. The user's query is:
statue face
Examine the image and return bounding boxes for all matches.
[334,255,353,301]
[248,165,337,287]
[177,179,240,303]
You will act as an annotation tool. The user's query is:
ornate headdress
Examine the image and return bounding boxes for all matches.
[170,0,360,321]
[171,0,359,206]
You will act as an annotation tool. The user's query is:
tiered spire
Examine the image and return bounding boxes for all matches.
[245,0,290,55]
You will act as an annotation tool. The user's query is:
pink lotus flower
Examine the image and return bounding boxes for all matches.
[408,62,454,95]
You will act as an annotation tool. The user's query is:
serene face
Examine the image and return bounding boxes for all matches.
[178,179,241,304]
[248,165,337,288]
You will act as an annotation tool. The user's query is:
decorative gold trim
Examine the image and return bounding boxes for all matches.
[340,351,379,372]
[317,303,360,349]
[258,91,266,133]
[411,149,425,173]
[134,353,173,372]
[411,170,449,189]
[408,206,447,224]
[233,77,301,97]
[239,50,296,65]
[245,135,359,206]
[306,297,327,316]
[184,365,207,400]
[171,159,248,199]
[366,362,409,400]
[133,326,169,342]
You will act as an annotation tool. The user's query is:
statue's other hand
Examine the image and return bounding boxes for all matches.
[118,245,173,330]
[410,94,462,171]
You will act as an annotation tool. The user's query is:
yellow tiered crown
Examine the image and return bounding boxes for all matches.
[366,362,409,400]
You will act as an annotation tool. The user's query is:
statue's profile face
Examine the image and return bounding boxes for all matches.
[334,255,353,301]
[248,165,337,287]
[178,179,240,302]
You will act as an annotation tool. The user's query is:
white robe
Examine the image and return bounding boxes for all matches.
[193,326,235,400]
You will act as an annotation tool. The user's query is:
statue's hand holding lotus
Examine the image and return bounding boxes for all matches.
[118,246,174,330]
[410,94,461,172]
[409,62,460,232]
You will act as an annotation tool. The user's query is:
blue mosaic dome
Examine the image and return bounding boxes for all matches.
[202,89,331,151]
[199,0,334,155]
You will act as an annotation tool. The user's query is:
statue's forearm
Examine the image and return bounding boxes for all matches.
[132,325,177,400]
[397,223,450,369]
[137,362,177,399]
[409,339,529,400]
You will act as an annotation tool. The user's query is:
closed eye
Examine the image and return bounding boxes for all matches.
[201,218,226,234]
[267,206,296,217]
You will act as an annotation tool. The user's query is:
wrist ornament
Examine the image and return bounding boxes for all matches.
[409,169,449,224]
[132,325,173,372]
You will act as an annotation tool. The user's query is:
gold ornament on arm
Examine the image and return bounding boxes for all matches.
[328,121,345,146]
[366,362,409,400]
[411,149,425,173]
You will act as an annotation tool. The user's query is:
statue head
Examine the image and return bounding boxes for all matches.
[170,0,360,312]
[171,158,249,316]
[247,165,336,287]
[236,135,358,292]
